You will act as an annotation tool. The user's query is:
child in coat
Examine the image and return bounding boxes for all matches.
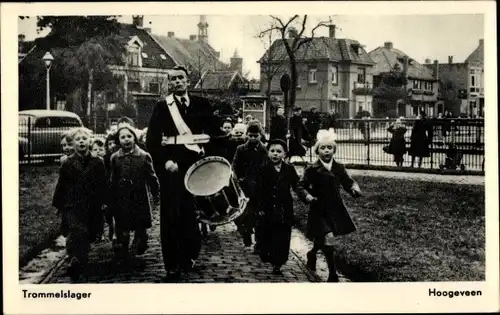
[110,125,160,264]
[52,127,108,282]
[59,131,75,165]
[255,138,303,275]
[297,129,362,282]
[232,120,269,249]
[103,133,118,241]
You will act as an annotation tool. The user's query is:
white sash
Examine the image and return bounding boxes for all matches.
[165,94,204,154]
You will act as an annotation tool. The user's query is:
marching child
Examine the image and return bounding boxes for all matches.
[52,127,108,282]
[91,138,106,159]
[297,129,362,282]
[103,133,119,241]
[255,138,303,275]
[231,123,247,145]
[59,131,75,165]
[109,125,160,265]
[232,120,269,249]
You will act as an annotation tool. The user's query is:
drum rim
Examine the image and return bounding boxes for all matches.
[184,156,232,196]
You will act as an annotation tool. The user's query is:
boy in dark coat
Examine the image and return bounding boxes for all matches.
[297,129,362,282]
[52,127,108,282]
[255,139,303,274]
[232,120,269,249]
[110,125,160,264]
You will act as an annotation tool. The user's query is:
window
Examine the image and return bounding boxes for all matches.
[34,117,81,129]
[331,65,338,85]
[141,52,148,59]
[106,91,116,103]
[358,102,363,109]
[424,81,433,91]
[127,45,141,67]
[160,54,167,60]
[308,68,317,83]
[357,67,366,83]
[149,82,159,94]
[128,80,141,92]
[413,80,422,90]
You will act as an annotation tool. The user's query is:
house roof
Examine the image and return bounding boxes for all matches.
[151,34,228,72]
[465,40,484,64]
[19,23,177,69]
[259,37,375,65]
[194,70,247,90]
[118,24,176,69]
[368,46,435,80]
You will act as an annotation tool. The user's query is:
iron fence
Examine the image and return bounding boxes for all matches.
[293,118,484,173]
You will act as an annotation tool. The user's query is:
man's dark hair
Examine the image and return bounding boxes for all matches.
[170,65,190,79]
[117,116,135,127]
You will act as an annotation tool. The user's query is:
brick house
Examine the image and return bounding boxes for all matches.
[19,16,177,130]
[369,42,439,118]
[426,39,484,117]
[258,25,376,118]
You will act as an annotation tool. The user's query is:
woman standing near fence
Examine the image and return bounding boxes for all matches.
[386,117,407,167]
[409,111,433,168]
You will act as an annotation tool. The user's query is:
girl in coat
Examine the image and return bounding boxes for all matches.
[387,117,407,167]
[52,127,108,282]
[297,129,362,282]
[255,138,303,275]
[110,125,160,264]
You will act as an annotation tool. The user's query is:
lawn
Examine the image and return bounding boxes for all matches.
[293,176,485,282]
[19,164,61,267]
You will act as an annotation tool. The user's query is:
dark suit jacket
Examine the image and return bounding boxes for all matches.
[146,94,219,175]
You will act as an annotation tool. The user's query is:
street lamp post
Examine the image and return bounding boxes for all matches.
[42,52,54,110]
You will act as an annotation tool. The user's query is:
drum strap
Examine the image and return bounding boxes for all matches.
[165,94,204,154]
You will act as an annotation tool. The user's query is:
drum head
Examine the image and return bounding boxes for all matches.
[185,156,232,196]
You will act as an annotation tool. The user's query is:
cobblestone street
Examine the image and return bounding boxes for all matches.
[43,206,330,284]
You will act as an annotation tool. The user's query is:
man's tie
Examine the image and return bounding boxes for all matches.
[180,97,187,114]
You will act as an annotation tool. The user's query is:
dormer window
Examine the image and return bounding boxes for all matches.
[126,35,144,67]
[160,54,167,60]
[141,52,148,59]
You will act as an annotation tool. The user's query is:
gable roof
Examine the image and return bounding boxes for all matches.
[19,23,177,69]
[259,37,375,65]
[151,34,228,72]
[465,40,484,65]
[194,70,247,90]
[368,46,435,80]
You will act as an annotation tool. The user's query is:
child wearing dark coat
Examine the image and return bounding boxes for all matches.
[232,120,269,249]
[297,129,362,282]
[52,127,108,282]
[255,139,303,275]
[110,125,160,264]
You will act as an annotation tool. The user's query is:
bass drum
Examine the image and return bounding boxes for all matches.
[184,156,249,226]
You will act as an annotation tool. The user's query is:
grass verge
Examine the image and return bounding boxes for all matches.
[293,176,485,282]
[19,165,61,267]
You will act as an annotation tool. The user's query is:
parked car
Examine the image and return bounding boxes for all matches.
[19,110,83,161]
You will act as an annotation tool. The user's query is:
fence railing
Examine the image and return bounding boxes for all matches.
[19,115,485,173]
[294,118,484,173]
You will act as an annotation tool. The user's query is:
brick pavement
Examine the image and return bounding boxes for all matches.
[45,206,322,284]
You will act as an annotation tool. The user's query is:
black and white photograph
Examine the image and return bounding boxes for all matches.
[2,1,498,314]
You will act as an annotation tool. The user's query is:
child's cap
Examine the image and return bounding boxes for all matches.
[267,138,288,152]
[116,125,139,143]
[233,123,247,134]
[314,129,337,154]
[246,120,263,134]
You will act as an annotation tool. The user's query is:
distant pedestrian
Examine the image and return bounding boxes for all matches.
[409,111,433,168]
[288,107,307,161]
[306,107,321,141]
[270,106,287,142]
[110,125,160,267]
[255,139,304,275]
[52,127,108,282]
[296,129,362,282]
[386,117,407,167]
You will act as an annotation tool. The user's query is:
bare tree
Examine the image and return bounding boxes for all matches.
[258,15,332,113]
[257,27,284,108]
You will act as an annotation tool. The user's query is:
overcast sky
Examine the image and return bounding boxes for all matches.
[18,14,484,79]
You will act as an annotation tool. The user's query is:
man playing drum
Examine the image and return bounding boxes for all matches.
[146,65,219,280]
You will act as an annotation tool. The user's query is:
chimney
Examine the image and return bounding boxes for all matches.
[448,56,453,64]
[288,27,298,39]
[167,32,175,38]
[18,34,25,43]
[189,35,197,41]
[384,41,393,49]
[132,15,144,28]
[433,60,439,78]
[329,25,336,38]
[425,58,431,64]
[479,38,484,46]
